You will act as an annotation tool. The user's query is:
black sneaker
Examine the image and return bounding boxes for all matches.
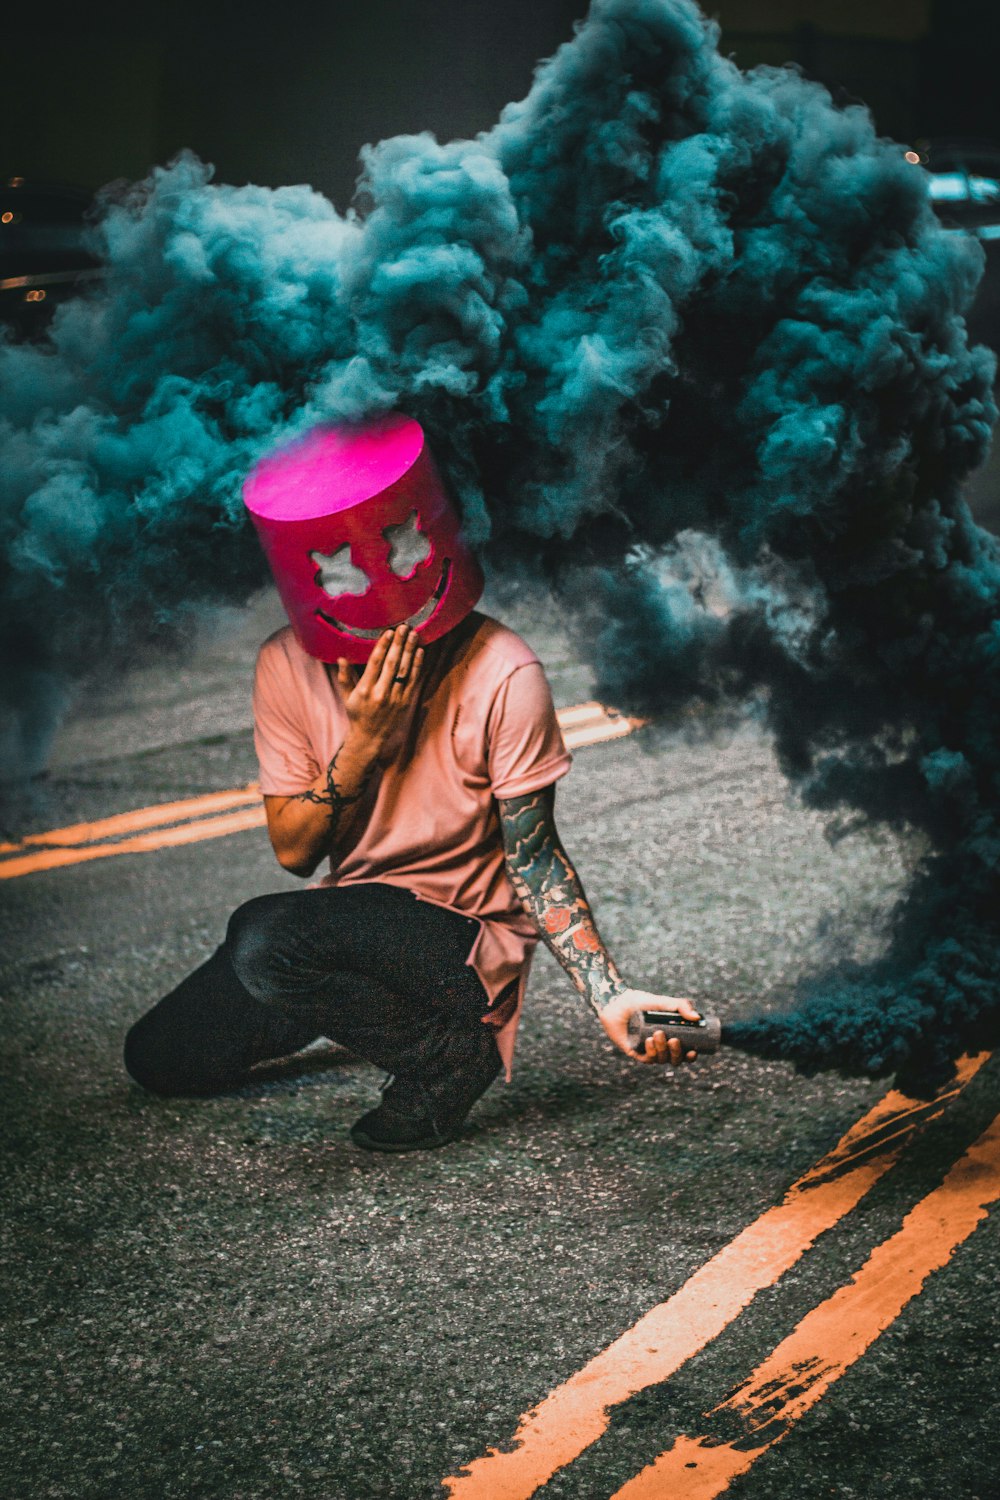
[349,1027,502,1153]
[350,1077,453,1153]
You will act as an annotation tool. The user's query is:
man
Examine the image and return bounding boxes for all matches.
[124,415,699,1150]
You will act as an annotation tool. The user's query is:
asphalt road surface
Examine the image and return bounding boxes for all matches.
[2,588,999,1500]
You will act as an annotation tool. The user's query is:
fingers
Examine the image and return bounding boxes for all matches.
[637,1030,670,1064]
[375,626,408,693]
[391,628,422,697]
[399,643,425,702]
[370,624,423,697]
[353,625,415,697]
[641,1030,697,1067]
[358,630,394,691]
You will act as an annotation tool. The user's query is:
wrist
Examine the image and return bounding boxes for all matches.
[587,973,628,1017]
[341,724,385,774]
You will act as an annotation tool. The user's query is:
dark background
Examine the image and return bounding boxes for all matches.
[4,0,999,206]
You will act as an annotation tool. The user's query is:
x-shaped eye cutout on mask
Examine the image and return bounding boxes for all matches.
[310,545,369,598]
[383,510,432,577]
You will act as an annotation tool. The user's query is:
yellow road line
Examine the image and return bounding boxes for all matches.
[442,1052,991,1499]
[564,717,640,749]
[0,701,642,880]
[0,807,267,879]
[611,1106,1000,1498]
[0,785,261,854]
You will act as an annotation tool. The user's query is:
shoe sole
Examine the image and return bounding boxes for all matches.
[349,1125,457,1153]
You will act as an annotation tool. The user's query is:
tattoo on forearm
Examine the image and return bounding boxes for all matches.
[290,747,375,844]
[498,789,627,1017]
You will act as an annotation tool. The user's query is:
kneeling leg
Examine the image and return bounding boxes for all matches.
[123,944,319,1097]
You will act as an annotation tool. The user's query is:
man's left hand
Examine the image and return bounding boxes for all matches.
[598,988,701,1065]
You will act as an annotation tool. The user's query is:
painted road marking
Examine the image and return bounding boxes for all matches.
[0,806,268,879]
[0,785,261,853]
[442,1052,991,1499]
[610,1105,1000,1499]
[0,701,644,879]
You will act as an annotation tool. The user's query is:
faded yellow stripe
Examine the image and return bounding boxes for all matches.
[612,1105,1000,1497]
[442,1053,990,1500]
[0,701,641,879]
[0,785,260,854]
[0,806,266,878]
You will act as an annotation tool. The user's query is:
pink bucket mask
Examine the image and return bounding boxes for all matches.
[242,414,484,664]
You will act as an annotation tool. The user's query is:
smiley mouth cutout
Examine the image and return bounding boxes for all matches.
[315,559,452,639]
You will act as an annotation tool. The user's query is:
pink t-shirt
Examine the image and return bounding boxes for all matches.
[252,612,573,1076]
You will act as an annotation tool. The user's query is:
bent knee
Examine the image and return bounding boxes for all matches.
[123,1011,227,1098]
[226,892,307,1002]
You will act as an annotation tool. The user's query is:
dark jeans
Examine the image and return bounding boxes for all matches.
[123,883,504,1101]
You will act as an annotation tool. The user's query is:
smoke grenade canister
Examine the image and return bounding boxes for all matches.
[627,1009,722,1055]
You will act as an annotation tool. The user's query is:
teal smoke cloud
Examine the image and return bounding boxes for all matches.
[2,0,998,1083]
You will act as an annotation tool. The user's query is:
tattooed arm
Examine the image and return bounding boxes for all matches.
[498,787,700,1065]
[264,737,381,878]
[498,786,627,1014]
[264,625,424,877]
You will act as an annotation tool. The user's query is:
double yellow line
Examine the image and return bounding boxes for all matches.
[0,702,643,881]
[7,692,994,1488]
[443,1051,997,1498]
[0,788,266,880]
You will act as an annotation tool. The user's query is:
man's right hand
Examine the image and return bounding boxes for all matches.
[337,625,425,762]
[263,626,425,877]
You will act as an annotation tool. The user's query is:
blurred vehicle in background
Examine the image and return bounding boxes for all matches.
[907,138,1000,356]
[0,176,103,340]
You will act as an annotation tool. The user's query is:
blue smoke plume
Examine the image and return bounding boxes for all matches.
[2,0,998,1085]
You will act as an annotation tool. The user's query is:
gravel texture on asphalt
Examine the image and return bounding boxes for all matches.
[2,599,998,1499]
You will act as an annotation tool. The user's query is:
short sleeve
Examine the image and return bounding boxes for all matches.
[252,642,322,795]
[486,662,573,799]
